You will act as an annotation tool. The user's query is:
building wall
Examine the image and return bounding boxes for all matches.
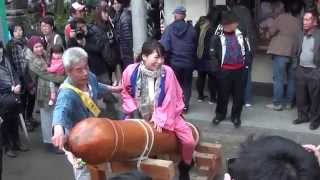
[164,0,209,25]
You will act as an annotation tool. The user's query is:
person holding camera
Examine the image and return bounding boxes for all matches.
[68,17,111,84]
[65,1,86,44]
[68,17,120,119]
[0,41,28,158]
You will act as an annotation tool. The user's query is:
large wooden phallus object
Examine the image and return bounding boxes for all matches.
[66,118,200,165]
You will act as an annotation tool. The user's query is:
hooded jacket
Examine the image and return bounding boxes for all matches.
[160,20,197,69]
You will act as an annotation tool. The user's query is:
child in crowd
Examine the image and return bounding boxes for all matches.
[47,45,64,106]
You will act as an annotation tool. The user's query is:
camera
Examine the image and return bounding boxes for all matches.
[75,29,85,39]
[70,20,85,40]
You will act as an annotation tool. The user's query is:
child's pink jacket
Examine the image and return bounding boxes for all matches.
[47,58,64,75]
[122,63,186,131]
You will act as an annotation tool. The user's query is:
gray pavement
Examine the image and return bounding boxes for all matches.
[3,94,320,180]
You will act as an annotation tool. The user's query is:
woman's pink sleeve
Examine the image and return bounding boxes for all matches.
[121,66,138,114]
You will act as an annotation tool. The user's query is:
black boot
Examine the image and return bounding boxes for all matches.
[178,161,193,180]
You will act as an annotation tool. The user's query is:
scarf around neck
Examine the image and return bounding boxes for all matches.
[135,63,163,121]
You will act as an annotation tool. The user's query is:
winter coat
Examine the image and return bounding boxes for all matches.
[195,16,214,71]
[232,5,257,52]
[122,63,187,131]
[0,55,20,94]
[84,24,110,76]
[267,13,301,57]
[96,21,121,69]
[44,32,64,54]
[114,8,133,67]
[208,27,252,74]
[160,20,197,69]
[6,38,28,78]
[26,48,65,108]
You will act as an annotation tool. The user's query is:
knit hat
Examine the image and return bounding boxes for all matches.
[173,5,186,15]
[221,11,238,25]
[27,36,44,50]
[71,2,85,11]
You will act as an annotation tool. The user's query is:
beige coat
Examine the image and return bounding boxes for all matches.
[267,13,301,57]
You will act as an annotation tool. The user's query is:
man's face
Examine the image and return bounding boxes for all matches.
[174,13,186,21]
[40,22,53,36]
[73,9,85,19]
[67,60,89,87]
[76,22,88,35]
[223,22,239,32]
[303,13,317,32]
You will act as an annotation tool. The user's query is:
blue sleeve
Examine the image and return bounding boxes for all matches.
[160,27,171,51]
[97,83,110,99]
[52,90,73,130]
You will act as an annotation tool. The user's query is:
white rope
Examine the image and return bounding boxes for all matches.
[108,120,119,160]
[134,119,150,170]
[129,119,154,170]
[141,120,155,158]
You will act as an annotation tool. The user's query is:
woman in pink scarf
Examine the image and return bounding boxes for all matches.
[121,40,195,180]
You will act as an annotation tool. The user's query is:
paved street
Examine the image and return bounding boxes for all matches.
[3,93,320,180]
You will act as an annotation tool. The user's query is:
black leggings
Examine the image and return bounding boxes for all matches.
[0,93,22,150]
[196,71,217,101]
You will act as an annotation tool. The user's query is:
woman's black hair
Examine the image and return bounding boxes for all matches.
[136,39,165,62]
[8,22,25,37]
[50,44,64,55]
[95,4,116,27]
[115,0,131,8]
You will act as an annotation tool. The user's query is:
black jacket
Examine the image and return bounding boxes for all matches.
[208,27,252,74]
[296,29,320,68]
[84,24,109,76]
[0,55,20,94]
[114,8,133,65]
[96,21,121,69]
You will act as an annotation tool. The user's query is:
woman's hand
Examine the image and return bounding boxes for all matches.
[303,144,320,166]
[109,85,123,93]
[150,119,162,133]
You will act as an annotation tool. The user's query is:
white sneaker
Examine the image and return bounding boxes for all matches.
[245,103,252,108]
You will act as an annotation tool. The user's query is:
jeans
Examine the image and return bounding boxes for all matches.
[272,55,295,106]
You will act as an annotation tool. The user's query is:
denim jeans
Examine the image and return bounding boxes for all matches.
[272,55,295,105]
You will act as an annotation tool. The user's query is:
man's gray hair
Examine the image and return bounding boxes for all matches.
[62,47,88,70]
